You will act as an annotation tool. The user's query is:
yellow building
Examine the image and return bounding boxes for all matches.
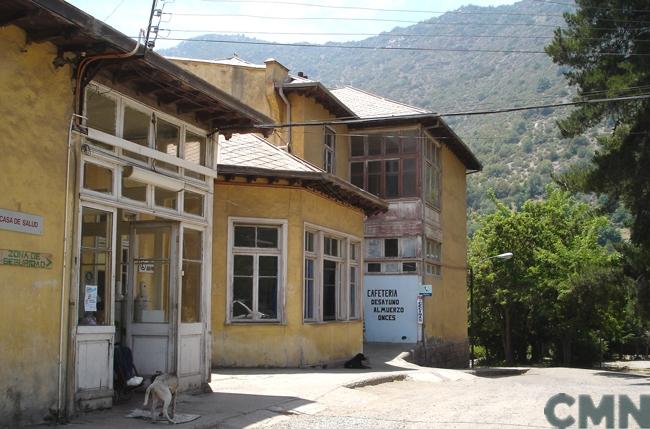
[171,57,482,367]
[213,134,385,367]
[0,1,270,425]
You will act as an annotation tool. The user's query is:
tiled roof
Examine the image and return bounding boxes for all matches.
[330,86,430,119]
[218,133,320,172]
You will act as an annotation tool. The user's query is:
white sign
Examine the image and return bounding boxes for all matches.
[138,262,155,273]
[417,296,424,324]
[84,285,98,312]
[0,208,43,235]
[419,284,433,296]
[364,275,419,343]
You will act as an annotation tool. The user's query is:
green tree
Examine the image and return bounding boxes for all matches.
[470,188,629,365]
[545,0,650,249]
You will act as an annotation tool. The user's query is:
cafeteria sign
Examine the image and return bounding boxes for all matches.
[0,249,52,269]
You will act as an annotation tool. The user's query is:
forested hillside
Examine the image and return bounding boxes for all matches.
[161,0,597,215]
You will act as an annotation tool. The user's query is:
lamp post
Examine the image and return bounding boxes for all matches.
[469,252,513,368]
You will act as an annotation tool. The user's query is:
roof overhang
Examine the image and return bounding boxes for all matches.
[217,164,388,216]
[280,81,356,119]
[0,0,273,133]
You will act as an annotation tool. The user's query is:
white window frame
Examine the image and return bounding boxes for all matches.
[226,217,288,323]
[303,223,362,323]
[324,126,336,174]
[425,238,442,278]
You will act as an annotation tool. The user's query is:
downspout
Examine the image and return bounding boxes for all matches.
[58,33,142,417]
[277,84,291,152]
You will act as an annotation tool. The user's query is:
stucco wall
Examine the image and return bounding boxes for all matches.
[289,94,350,181]
[423,145,468,344]
[212,181,364,367]
[0,26,73,426]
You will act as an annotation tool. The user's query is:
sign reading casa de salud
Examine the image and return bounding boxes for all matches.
[0,208,43,235]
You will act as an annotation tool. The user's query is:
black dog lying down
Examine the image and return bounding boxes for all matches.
[344,353,371,369]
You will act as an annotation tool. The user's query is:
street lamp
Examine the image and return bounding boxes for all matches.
[469,252,513,368]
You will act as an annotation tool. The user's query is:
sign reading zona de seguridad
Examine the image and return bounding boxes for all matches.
[0,249,53,269]
[0,208,43,235]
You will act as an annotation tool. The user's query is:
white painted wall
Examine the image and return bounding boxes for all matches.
[363,275,419,343]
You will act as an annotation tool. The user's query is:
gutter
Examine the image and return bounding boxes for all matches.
[277,84,292,152]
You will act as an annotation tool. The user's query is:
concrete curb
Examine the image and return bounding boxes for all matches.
[344,373,409,389]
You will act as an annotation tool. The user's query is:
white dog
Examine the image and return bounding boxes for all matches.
[143,373,178,423]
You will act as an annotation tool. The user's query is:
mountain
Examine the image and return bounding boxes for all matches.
[160,0,596,215]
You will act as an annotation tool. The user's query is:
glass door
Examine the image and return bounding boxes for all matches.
[125,222,178,376]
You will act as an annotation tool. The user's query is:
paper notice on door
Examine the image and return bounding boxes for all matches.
[84,285,98,312]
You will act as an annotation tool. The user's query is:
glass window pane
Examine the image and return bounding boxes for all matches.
[122,177,147,202]
[232,277,254,318]
[155,118,180,172]
[185,131,207,166]
[234,255,253,276]
[385,262,400,272]
[86,88,116,135]
[257,227,278,248]
[350,136,365,156]
[367,239,381,258]
[384,238,398,257]
[78,207,112,326]
[367,161,381,196]
[184,191,204,216]
[123,106,150,161]
[385,136,400,154]
[385,160,399,197]
[258,277,277,319]
[234,226,255,247]
[83,163,113,194]
[402,237,417,258]
[154,187,178,210]
[323,260,337,321]
[183,229,202,261]
[367,263,381,273]
[403,158,417,197]
[324,237,339,257]
[403,262,417,272]
[349,266,357,318]
[402,134,417,153]
[368,134,382,155]
[305,231,314,252]
[304,258,315,320]
[181,261,201,323]
[351,162,364,189]
[259,255,278,277]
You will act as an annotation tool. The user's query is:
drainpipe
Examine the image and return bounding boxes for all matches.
[277,84,291,152]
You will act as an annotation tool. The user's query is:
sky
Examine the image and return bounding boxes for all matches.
[66,0,519,49]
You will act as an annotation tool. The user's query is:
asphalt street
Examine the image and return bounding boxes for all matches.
[264,367,650,429]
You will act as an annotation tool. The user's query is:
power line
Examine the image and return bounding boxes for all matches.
[237,93,650,129]
[170,13,567,28]
[201,0,568,17]
[156,36,650,56]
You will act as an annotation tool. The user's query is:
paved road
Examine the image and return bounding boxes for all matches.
[264,368,650,428]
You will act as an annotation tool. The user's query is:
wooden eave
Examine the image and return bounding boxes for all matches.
[0,0,273,133]
[217,164,388,216]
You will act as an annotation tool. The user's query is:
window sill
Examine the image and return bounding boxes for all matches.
[226,320,284,325]
[303,319,362,325]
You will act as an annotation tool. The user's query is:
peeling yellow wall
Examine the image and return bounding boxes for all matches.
[212,181,364,367]
[423,146,468,342]
[0,26,74,426]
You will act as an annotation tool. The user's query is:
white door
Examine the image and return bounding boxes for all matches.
[125,222,178,376]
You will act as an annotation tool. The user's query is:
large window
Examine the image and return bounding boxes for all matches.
[365,236,419,274]
[84,84,212,177]
[229,221,285,322]
[324,127,336,174]
[349,131,418,198]
[425,138,441,208]
[304,227,361,322]
[425,238,442,277]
